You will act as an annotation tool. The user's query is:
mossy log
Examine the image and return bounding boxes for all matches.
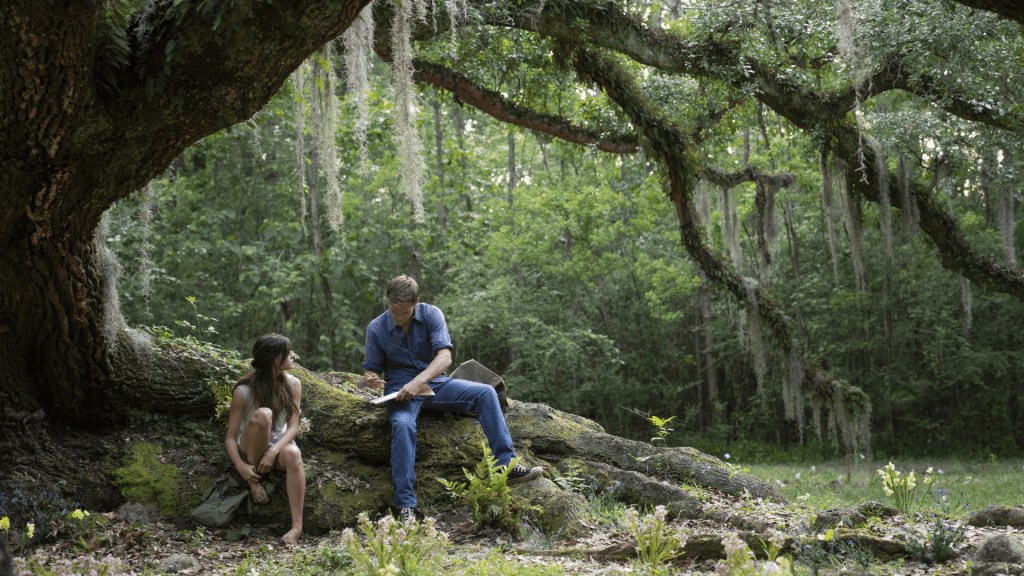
[99,351,784,535]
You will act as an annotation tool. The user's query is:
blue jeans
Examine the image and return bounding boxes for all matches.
[386,378,516,509]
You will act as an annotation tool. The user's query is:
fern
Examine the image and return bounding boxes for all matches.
[438,442,535,536]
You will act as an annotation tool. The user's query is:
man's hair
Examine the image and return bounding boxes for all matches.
[386,275,419,305]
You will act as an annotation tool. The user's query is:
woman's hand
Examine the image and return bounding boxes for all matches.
[238,463,261,485]
[257,450,277,474]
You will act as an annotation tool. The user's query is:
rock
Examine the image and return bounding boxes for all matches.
[159,554,197,573]
[970,506,1024,528]
[962,563,1024,576]
[553,458,704,519]
[514,477,591,538]
[813,507,866,530]
[814,501,900,530]
[976,535,1024,564]
[115,501,160,525]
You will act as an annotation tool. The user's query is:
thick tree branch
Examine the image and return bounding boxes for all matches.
[471,0,1024,301]
[701,166,795,189]
[850,54,1023,131]
[949,0,1024,25]
[565,42,870,452]
[377,47,639,153]
[1,0,370,244]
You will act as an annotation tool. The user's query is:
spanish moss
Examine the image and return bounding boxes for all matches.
[291,61,310,233]
[95,212,126,349]
[138,184,155,306]
[342,1,375,161]
[391,0,426,220]
[745,277,767,391]
[311,46,344,230]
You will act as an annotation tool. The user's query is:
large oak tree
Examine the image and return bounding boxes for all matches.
[2,0,1021,455]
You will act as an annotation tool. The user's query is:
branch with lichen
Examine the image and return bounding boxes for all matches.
[564,42,870,455]
[466,0,1024,303]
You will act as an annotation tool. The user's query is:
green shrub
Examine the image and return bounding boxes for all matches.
[438,442,536,536]
[339,512,448,576]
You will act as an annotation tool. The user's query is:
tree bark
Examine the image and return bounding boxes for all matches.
[0,0,370,425]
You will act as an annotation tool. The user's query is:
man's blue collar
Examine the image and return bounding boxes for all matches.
[387,302,422,332]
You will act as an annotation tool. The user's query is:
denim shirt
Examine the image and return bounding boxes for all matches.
[362,302,454,389]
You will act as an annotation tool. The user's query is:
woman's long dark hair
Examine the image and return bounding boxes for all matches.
[234,333,295,423]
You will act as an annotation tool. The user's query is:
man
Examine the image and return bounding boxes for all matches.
[363,275,542,522]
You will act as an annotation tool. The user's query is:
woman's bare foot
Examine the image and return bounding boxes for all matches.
[281,527,302,545]
[248,482,269,504]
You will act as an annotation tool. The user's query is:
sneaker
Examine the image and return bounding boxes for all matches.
[506,463,543,485]
[398,507,417,524]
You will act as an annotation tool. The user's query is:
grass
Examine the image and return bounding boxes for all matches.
[745,458,1024,516]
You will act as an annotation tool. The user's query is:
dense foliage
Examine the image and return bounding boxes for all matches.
[97,0,1024,461]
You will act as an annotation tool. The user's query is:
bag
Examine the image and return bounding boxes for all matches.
[190,476,250,529]
[449,359,508,409]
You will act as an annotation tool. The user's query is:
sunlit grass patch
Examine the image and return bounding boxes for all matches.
[746,458,1024,516]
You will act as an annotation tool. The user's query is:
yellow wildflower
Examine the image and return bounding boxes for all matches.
[26,522,34,539]
[0,517,8,530]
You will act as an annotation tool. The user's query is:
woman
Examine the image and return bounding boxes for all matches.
[224,333,305,544]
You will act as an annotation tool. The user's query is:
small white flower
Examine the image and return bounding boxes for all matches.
[860,453,865,459]
[938,469,944,474]
[795,472,801,479]
[724,453,731,459]
[811,466,816,473]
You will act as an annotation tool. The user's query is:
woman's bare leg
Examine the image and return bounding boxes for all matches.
[276,443,305,544]
[238,408,273,503]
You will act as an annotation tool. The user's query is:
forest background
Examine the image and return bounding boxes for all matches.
[100,0,1024,463]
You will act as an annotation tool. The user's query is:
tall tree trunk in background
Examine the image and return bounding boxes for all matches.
[432,90,447,242]
[453,104,471,214]
[743,127,751,166]
[508,128,516,209]
[693,299,704,431]
[308,147,337,321]
[698,271,718,429]
[782,202,809,341]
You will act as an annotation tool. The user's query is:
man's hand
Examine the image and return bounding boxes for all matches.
[396,380,434,401]
[364,372,385,390]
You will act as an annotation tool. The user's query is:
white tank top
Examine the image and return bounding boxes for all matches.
[235,384,289,446]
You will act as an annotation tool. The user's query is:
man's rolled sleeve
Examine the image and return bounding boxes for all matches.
[425,306,454,357]
[362,327,385,373]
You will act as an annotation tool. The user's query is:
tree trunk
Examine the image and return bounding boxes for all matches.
[0,238,115,423]
[433,90,448,241]
[78,360,785,535]
[1,0,370,436]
